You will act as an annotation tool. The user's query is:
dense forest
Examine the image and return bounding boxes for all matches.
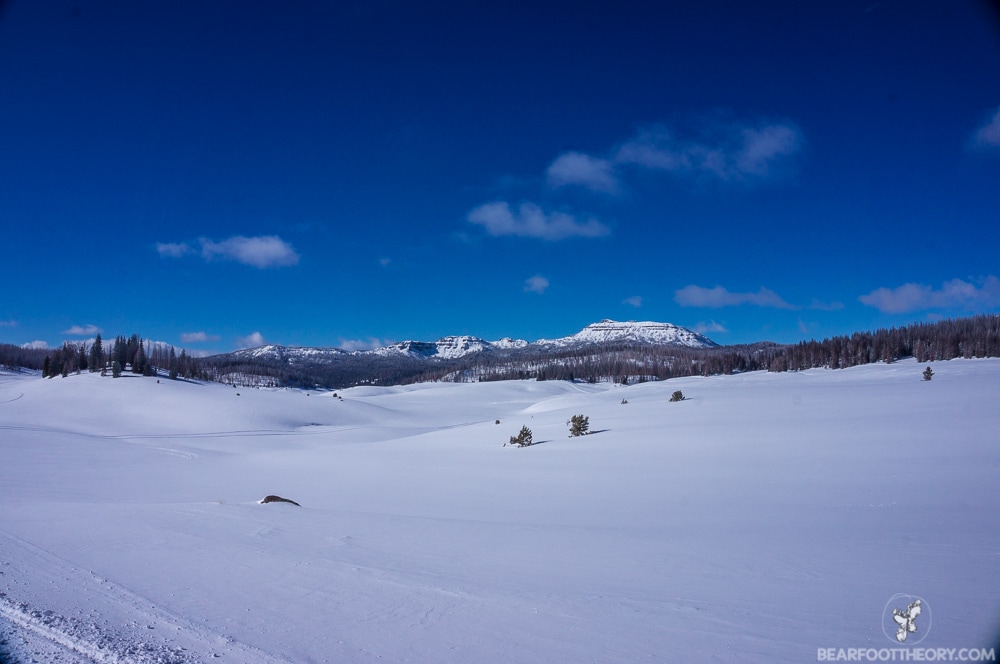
[0,334,203,380]
[3,314,998,389]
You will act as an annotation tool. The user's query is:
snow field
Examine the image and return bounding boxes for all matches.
[1,359,999,662]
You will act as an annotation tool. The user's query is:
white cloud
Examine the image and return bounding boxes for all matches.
[971,106,1000,149]
[156,242,194,258]
[622,296,643,308]
[467,201,609,241]
[0,319,16,327]
[523,275,550,294]
[21,340,48,349]
[180,331,220,344]
[200,235,299,268]
[158,235,299,268]
[614,118,802,182]
[338,337,389,351]
[693,320,728,335]
[858,276,1000,314]
[809,299,845,311]
[378,257,392,267]
[675,285,797,309]
[546,152,620,193]
[236,331,266,349]
[734,124,802,177]
[62,324,102,336]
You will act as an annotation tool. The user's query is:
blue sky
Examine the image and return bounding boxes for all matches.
[2,1,999,353]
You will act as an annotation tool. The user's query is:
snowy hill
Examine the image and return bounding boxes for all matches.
[2,359,999,661]
[536,319,717,348]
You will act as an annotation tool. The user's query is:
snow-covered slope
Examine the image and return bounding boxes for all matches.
[537,319,717,348]
[369,335,504,360]
[3,359,997,662]
[228,343,350,364]
[220,320,713,366]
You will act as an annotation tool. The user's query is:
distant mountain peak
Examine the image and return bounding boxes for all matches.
[538,319,717,349]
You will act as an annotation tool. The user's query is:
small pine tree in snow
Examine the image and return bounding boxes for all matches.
[922,366,934,381]
[670,390,685,402]
[509,425,533,447]
[568,414,589,437]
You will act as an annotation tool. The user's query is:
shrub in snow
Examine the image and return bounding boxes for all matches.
[568,414,589,437]
[509,425,533,447]
[922,366,934,381]
[670,390,685,402]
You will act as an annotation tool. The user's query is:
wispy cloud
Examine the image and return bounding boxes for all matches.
[200,236,299,268]
[546,152,620,194]
[21,340,48,349]
[858,276,1000,313]
[236,331,266,349]
[468,202,609,241]
[622,295,643,308]
[158,235,300,268]
[62,324,102,336]
[180,331,221,344]
[378,257,392,267]
[675,285,797,309]
[693,320,728,335]
[809,298,845,311]
[155,242,194,259]
[971,106,1000,149]
[338,337,389,351]
[0,319,16,327]
[615,118,802,183]
[524,275,550,294]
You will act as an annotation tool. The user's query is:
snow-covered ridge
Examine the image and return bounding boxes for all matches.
[537,320,717,349]
[224,320,714,363]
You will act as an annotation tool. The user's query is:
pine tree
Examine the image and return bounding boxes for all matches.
[509,425,533,447]
[568,414,590,437]
[133,340,146,375]
[89,333,103,372]
[922,366,934,381]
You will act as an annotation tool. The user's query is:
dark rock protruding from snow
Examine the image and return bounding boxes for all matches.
[259,495,301,506]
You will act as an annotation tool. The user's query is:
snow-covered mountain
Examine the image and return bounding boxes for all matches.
[536,319,717,349]
[370,336,506,360]
[222,320,713,365]
[227,344,349,365]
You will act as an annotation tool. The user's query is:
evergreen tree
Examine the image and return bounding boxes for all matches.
[133,340,147,375]
[89,334,103,372]
[922,366,934,381]
[77,343,88,373]
[509,425,533,447]
[569,414,590,437]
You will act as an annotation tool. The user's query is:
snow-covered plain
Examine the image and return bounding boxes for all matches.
[1,359,999,662]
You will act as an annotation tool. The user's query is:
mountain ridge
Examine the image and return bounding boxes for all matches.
[225,319,716,363]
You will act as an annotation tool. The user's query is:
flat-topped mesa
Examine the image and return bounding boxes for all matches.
[537,320,718,349]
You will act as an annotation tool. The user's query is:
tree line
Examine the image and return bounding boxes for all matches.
[3,313,998,388]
